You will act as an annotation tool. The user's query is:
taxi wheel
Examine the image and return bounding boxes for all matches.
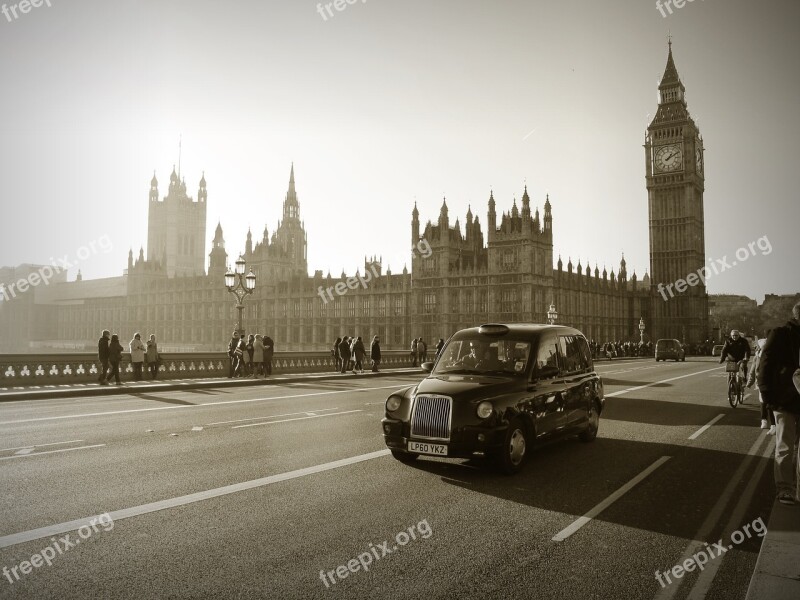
[579,400,601,443]
[391,450,419,464]
[496,418,528,475]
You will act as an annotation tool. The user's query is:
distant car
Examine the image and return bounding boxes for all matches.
[712,344,724,357]
[382,323,605,474]
[655,338,686,362]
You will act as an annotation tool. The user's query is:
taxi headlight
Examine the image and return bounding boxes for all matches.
[477,401,494,419]
[386,396,402,412]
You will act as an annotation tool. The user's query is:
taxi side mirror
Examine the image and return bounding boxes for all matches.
[421,362,434,373]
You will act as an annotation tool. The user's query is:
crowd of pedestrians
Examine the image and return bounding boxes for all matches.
[332,335,381,373]
[227,331,275,378]
[97,330,161,385]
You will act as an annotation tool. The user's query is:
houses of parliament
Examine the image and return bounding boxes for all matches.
[0,44,709,353]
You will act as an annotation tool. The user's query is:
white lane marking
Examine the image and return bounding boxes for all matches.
[232,410,362,429]
[0,385,406,426]
[14,448,34,455]
[685,437,775,599]
[0,449,392,549]
[605,367,722,398]
[206,407,341,426]
[653,431,769,600]
[0,439,85,452]
[688,414,725,440]
[552,456,671,542]
[0,444,106,461]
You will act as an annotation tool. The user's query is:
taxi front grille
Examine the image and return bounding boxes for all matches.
[410,395,452,441]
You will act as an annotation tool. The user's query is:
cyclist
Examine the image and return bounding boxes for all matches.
[720,329,751,397]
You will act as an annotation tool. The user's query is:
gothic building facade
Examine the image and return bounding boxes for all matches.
[0,44,708,353]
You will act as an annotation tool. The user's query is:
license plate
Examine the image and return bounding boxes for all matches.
[408,441,448,456]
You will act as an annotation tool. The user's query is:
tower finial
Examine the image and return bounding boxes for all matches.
[178,134,182,179]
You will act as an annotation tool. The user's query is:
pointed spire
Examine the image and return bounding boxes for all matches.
[199,171,206,187]
[213,221,224,243]
[150,170,158,187]
[660,39,681,88]
[412,201,419,218]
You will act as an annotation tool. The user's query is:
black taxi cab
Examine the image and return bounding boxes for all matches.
[382,323,604,474]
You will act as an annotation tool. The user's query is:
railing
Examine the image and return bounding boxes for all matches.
[0,351,416,387]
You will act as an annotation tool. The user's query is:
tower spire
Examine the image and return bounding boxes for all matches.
[177,134,182,180]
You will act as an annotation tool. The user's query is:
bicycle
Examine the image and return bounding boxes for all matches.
[726,360,746,408]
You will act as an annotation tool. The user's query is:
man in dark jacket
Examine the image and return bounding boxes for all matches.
[227,331,240,378]
[97,330,111,385]
[435,338,445,358]
[263,335,274,376]
[339,336,352,374]
[370,336,381,372]
[757,303,800,505]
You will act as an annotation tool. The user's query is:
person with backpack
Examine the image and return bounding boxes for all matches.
[106,334,124,385]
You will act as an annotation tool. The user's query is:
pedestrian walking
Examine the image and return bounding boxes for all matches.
[97,329,111,385]
[235,335,247,377]
[353,336,366,373]
[410,338,418,367]
[757,302,800,505]
[339,336,352,374]
[333,337,342,372]
[244,334,254,376]
[371,335,381,372]
[419,338,428,363]
[435,338,445,359]
[106,334,124,385]
[227,331,240,378]
[253,334,265,378]
[749,337,775,434]
[264,335,274,376]
[129,332,146,381]
[146,334,159,380]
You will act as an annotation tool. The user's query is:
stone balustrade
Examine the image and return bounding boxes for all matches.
[0,351,418,387]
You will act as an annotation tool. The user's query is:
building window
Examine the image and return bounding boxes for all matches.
[424,293,437,314]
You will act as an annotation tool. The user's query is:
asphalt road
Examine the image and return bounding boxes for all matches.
[0,358,775,600]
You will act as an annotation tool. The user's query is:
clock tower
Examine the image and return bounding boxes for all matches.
[645,41,709,343]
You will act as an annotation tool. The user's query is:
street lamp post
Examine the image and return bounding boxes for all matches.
[547,302,558,326]
[639,317,646,345]
[225,255,256,337]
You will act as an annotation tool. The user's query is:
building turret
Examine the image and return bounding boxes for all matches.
[150,172,159,202]
[412,201,420,245]
[198,172,207,203]
[208,221,228,279]
[543,194,552,235]
[488,190,497,242]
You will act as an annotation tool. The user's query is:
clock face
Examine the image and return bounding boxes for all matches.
[695,146,703,174]
[654,144,683,172]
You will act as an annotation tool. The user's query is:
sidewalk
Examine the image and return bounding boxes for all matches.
[746,499,800,600]
[0,367,423,402]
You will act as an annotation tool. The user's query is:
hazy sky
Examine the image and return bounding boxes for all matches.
[1,0,797,303]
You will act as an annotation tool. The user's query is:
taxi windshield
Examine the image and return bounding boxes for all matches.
[432,337,532,377]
